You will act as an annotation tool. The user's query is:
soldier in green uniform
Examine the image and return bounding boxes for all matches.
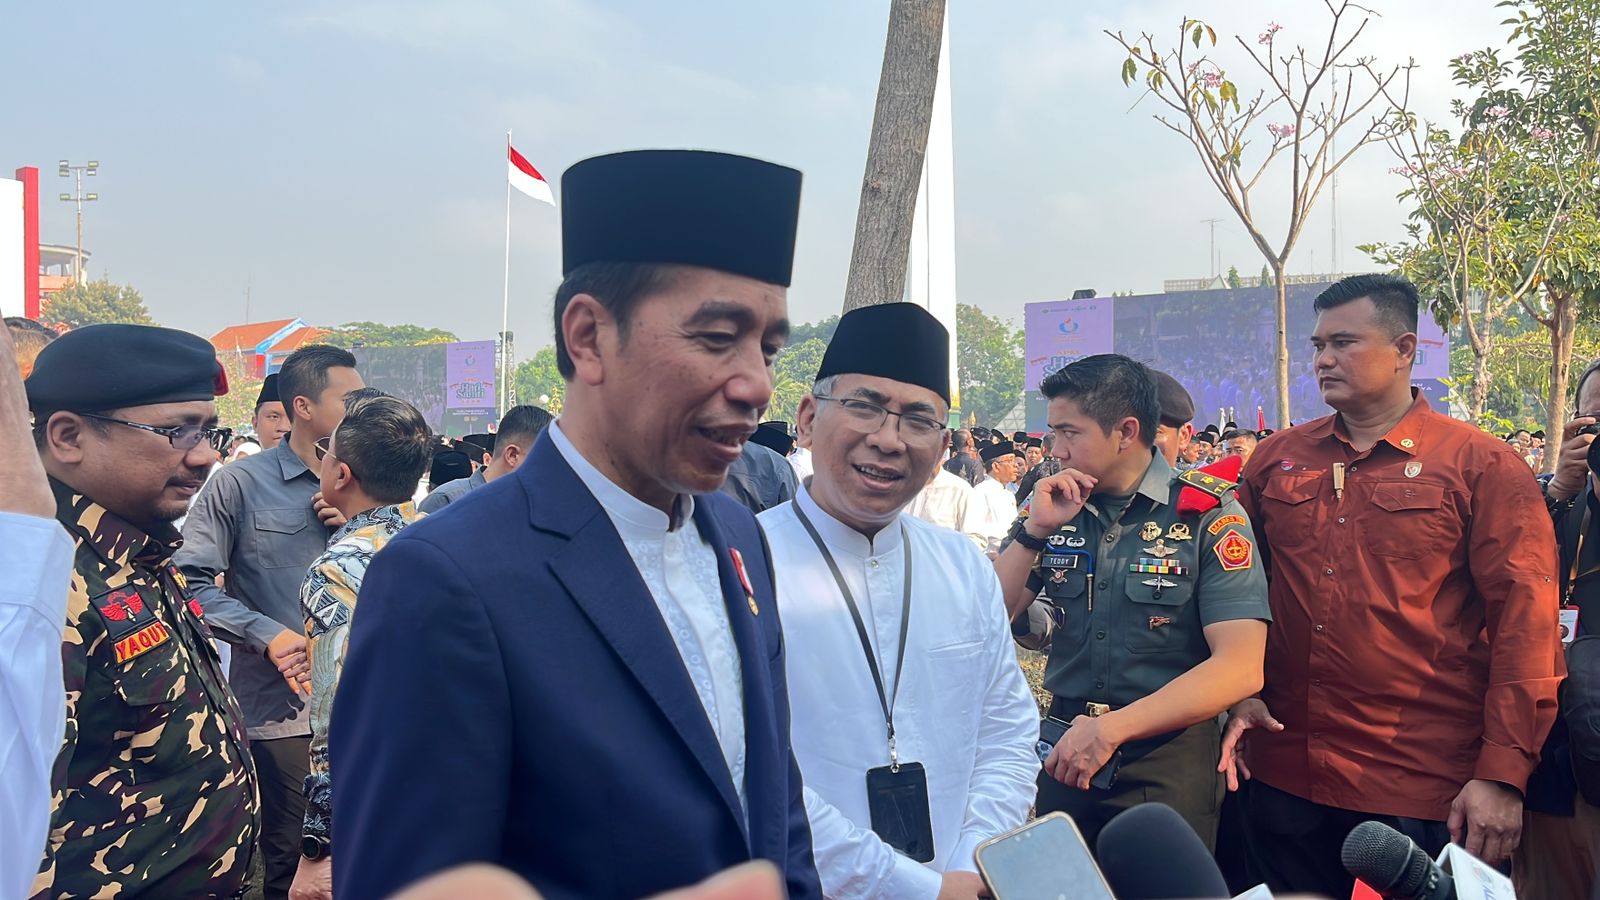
[27,324,259,899]
[994,354,1270,851]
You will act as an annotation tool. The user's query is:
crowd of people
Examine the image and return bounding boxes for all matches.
[1,147,1597,900]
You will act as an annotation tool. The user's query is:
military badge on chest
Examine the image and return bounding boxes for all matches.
[90,585,171,663]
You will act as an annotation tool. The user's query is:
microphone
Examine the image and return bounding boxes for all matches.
[1340,822,1452,900]
[1096,802,1231,899]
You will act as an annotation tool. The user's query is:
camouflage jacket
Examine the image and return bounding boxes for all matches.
[32,479,259,900]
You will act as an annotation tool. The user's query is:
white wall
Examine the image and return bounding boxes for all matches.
[0,178,21,319]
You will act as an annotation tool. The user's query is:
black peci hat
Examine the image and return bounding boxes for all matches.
[561,150,803,286]
[815,303,951,404]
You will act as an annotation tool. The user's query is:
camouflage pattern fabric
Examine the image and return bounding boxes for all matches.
[32,479,259,900]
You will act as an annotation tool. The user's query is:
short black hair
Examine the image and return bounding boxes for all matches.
[950,429,973,452]
[1221,428,1258,444]
[332,391,433,504]
[1576,358,1600,411]
[552,262,680,379]
[1312,274,1420,337]
[278,345,358,411]
[497,405,553,447]
[1039,354,1159,447]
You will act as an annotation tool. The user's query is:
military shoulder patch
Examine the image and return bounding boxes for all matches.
[1180,468,1237,499]
[1208,513,1248,535]
[90,585,173,662]
[89,586,156,640]
[1214,530,1254,571]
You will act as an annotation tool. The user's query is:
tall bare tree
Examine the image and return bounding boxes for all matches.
[1110,1,1407,426]
[842,0,947,312]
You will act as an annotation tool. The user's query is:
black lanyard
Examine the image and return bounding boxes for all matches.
[793,502,914,771]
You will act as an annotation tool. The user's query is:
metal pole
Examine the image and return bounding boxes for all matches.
[74,168,84,284]
[500,130,513,420]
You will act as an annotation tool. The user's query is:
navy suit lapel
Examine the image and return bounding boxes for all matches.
[525,439,747,842]
[693,501,780,854]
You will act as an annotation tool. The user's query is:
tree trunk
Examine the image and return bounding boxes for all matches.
[1543,289,1580,475]
[1273,263,1291,428]
[843,0,947,311]
[1459,307,1491,423]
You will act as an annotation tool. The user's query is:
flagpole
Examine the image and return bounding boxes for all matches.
[500,129,513,419]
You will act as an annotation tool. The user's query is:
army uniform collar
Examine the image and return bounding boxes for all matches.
[51,476,182,571]
[1085,450,1174,519]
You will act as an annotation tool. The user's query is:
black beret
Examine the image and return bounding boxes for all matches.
[562,150,803,286]
[1011,431,1029,444]
[971,426,991,440]
[1152,370,1195,428]
[27,324,228,418]
[255,373,280,410]
[429,450,473,487]
[980,440,1017,464]
[815,303,951,403]
[750,421,795,456]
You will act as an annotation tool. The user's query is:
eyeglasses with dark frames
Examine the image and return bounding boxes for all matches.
[813,395,948,444]
[79,413,232,454]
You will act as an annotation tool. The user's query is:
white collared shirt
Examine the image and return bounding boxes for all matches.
[760,485,1038,899]
[548,422,747,814]
[971,476,1019,554]
[905,467,986,552]
[0,512,73,900]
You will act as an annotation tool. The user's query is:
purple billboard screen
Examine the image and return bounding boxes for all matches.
[1022,283,1450,431]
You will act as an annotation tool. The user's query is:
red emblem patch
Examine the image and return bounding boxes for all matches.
[1148,616,1173,630]
[101,600,130,621]
[1215,530,1254,571]
[188,598,206,619]
[1279,458,1295,471]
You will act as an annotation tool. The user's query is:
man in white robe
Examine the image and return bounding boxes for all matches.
[760,303,1038,900]
[971,441,1022,556]
[905,465,985,551]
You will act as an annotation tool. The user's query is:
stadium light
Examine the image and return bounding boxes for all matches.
[58,159,102,285]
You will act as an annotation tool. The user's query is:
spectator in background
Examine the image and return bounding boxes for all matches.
[175,344,366,900]
[4,316,58,379]
[427,447,473,494]
[254,373,291,451]
[293,392,434,900]
[972,441,1022,556]
[945,428,985,487]
[1220,428,1258,466]
[420,406,553,514]
[1015,432,1063,505]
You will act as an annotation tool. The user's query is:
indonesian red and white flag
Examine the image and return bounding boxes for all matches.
[508,145,554,205]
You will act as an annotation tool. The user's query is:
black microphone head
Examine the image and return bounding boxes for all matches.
[1096,803,1230,899]
[1340,821,1441,899]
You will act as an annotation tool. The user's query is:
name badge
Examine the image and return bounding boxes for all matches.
[1561,607,1580,646]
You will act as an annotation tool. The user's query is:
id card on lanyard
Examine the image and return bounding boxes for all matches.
[793,502,935,862]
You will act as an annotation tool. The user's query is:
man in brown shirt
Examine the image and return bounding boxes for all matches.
[1222,274,1563,897]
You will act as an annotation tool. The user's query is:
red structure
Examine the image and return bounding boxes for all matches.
[15,166,39,319]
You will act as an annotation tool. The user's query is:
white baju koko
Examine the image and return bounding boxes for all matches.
[759,485,1038,899]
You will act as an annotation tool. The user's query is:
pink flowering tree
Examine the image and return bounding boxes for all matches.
[1362,48,1566,424]
[1108,0,1409,427]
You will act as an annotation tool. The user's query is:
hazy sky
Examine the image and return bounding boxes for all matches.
[5,1,1509,352]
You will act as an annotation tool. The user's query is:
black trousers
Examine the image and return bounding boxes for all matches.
[1243,780,1450,898]
[1036,704,1225,855]
[250,735,311,900]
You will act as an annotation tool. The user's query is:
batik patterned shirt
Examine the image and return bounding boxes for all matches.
[299,502,424,850]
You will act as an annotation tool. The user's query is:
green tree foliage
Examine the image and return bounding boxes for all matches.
[320,322,458,348]
[214,350,263,433]
[1226,266,1243,289]
[41,278,155,328]
[767,337,829,424]
[956,303,1024,427]
[513,346,565,413]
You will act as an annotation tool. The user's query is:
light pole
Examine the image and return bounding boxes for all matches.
[57,159,98,285]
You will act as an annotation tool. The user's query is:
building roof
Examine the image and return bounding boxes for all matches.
[267,325,330,354]
[211,319,298,354]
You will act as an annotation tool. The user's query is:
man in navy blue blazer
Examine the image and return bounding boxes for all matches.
[328,150,820,900]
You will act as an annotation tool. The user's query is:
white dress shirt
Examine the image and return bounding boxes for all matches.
[760,486,1038,899]
[549,422,747,813]
[788,446,814,482]
[971,476,1019,555]
[904,467,986,552]
[0,512,73,900]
